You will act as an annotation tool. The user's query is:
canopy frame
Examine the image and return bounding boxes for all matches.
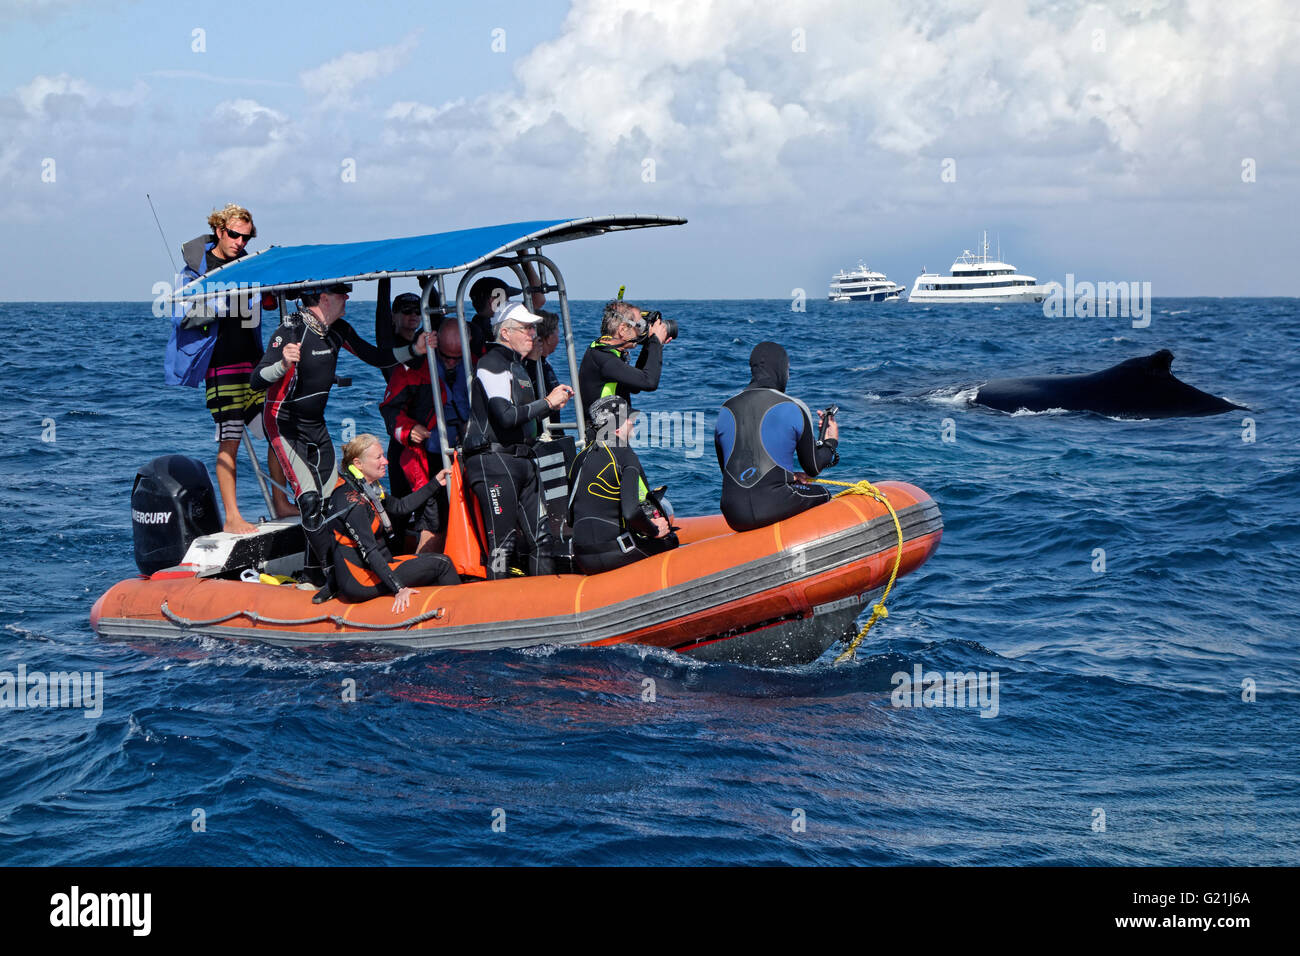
[168,215,685,304]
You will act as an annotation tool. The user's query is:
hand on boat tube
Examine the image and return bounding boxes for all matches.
[393,587,417,614]
[412,331,432,356]
[282,342,301,366]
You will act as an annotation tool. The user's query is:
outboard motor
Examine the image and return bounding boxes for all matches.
[131,455,220,575]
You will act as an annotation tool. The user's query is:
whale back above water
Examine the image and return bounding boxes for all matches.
[973,349,1245,418]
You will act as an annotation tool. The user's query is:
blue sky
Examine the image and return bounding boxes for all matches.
[2,0,1297,299]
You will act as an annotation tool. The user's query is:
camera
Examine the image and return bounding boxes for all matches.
[637,309,678,342]
[818,404,838,442]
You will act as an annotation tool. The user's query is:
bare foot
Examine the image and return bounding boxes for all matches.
[224,517,259,535]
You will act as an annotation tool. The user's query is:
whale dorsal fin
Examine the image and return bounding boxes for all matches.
[1145,349,1174,374]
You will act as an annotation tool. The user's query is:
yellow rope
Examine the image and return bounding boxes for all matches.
[813,478,905,664]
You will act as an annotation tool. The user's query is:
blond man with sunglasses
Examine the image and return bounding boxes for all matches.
[176,203,291,533]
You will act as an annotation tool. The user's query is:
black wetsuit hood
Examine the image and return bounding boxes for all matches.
[748,341,789,391]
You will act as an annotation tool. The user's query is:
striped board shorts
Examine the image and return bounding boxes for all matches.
[205,361,265,442]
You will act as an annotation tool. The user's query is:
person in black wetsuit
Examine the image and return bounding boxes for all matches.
[528,310,563,426]
[250,282,429,582]
[461,302,574,578]
[714,341,840,532]
[328,433,460,611]
[577,299,670,437]
[374,280,430,380]
[568,395,678,574]
[466,258,547,362]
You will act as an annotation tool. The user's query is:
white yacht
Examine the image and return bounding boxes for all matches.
[828,261,904,302]
[909,232,1044,303]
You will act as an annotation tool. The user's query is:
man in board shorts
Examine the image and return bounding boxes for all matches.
[176,203,292,532]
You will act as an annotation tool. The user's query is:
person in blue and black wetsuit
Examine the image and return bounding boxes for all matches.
[714,341,840,532]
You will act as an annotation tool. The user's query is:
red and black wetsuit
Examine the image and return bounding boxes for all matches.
[251,310,415,501]
[379,361,453,534]
[328,469,459,602]
[250,310,416,566]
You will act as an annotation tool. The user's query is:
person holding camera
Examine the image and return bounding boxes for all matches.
[577,300,671,437]
[714,341,840,532]
[567,395,679,574]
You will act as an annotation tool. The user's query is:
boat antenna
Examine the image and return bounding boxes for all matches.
[147,193,179,276]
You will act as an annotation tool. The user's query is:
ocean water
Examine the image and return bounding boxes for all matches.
[1,296,1297,865]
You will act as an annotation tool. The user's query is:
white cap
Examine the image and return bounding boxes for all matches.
[493,301,541,329]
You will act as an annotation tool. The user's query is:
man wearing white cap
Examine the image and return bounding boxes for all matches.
[461,302,574,577]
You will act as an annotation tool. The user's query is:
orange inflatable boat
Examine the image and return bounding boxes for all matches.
[102,216,943,665]
[92,483,941,666]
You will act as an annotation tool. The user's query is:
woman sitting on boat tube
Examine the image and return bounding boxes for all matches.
[327,433,461,612]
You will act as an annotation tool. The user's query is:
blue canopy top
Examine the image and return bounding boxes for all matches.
[173,214,685,302]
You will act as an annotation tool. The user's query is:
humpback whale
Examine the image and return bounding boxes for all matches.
[973,350,1245,418]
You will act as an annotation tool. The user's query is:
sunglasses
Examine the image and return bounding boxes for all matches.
[224,226,253,242]
[396,306,420,314]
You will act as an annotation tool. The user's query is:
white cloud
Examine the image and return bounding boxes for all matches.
[300,32,423,110]
[15,73,95,114]
[13,72,144,117]
[3,1,1297,297]
[200,99,300,192]
[371,0,1299,208]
